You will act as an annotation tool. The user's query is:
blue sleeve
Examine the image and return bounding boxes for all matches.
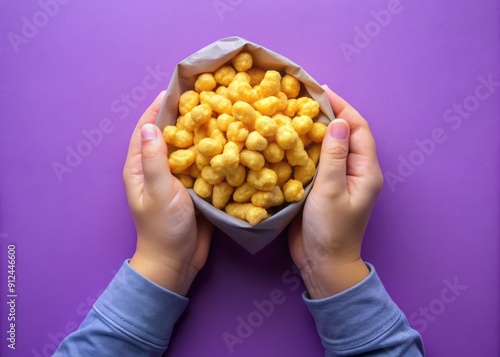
[54,260,188,356]
[303,263,425,356]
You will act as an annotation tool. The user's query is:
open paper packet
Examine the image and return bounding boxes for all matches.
[156,36,334,254]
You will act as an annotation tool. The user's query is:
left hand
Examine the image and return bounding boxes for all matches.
[123,91,213,296]
[288,86,384,299]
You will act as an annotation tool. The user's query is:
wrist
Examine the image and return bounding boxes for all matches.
[300,258,369,299]
[130,251,197,296]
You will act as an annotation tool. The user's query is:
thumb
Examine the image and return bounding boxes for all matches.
[140,123,172,196]
[314,119,350,196]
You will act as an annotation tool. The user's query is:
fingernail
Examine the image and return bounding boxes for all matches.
[322,84,329,90]
[141,124,158,140]
[330,120,348,141]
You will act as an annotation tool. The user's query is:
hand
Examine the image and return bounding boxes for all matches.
[123,91,213,296]
[288,86,384,299]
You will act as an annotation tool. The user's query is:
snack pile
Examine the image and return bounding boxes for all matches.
[163,52,327,226]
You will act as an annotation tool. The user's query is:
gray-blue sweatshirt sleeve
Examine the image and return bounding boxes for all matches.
[54,260,188,356]
[303,263,425,356]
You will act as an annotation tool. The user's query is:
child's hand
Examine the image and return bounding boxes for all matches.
[123,91,213,296]
[288,86,383,299]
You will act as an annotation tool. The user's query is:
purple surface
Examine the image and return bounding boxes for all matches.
[0,1,499,356]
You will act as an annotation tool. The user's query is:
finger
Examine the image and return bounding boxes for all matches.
[123,91,166,197]
[197,214,214,249]
[125,91,166,169]
[314,119,350,197]
[323,85,379,165]
[288,213,304,263]
[192,214,214,270]
[139,123,173,198]
[323,86,383,198]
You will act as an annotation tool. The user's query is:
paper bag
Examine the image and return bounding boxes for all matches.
[156,36,334,254]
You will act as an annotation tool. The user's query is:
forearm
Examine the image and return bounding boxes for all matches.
[130,250,198,296]
[54,260,188,356]
[301,257,370,299]
[304,263,425,356]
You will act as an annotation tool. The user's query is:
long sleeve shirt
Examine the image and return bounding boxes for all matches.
[54,261,424,356]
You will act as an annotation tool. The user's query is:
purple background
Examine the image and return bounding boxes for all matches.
[1,1,499,356]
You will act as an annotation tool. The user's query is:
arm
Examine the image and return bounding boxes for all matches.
[55,91,213,355]
[304,263,424,356]
[54,261,188,356]
[289,86,424,356]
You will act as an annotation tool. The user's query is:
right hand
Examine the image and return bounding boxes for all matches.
[288,86,384,299]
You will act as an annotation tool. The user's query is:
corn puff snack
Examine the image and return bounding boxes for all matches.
[163,51,327,225]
